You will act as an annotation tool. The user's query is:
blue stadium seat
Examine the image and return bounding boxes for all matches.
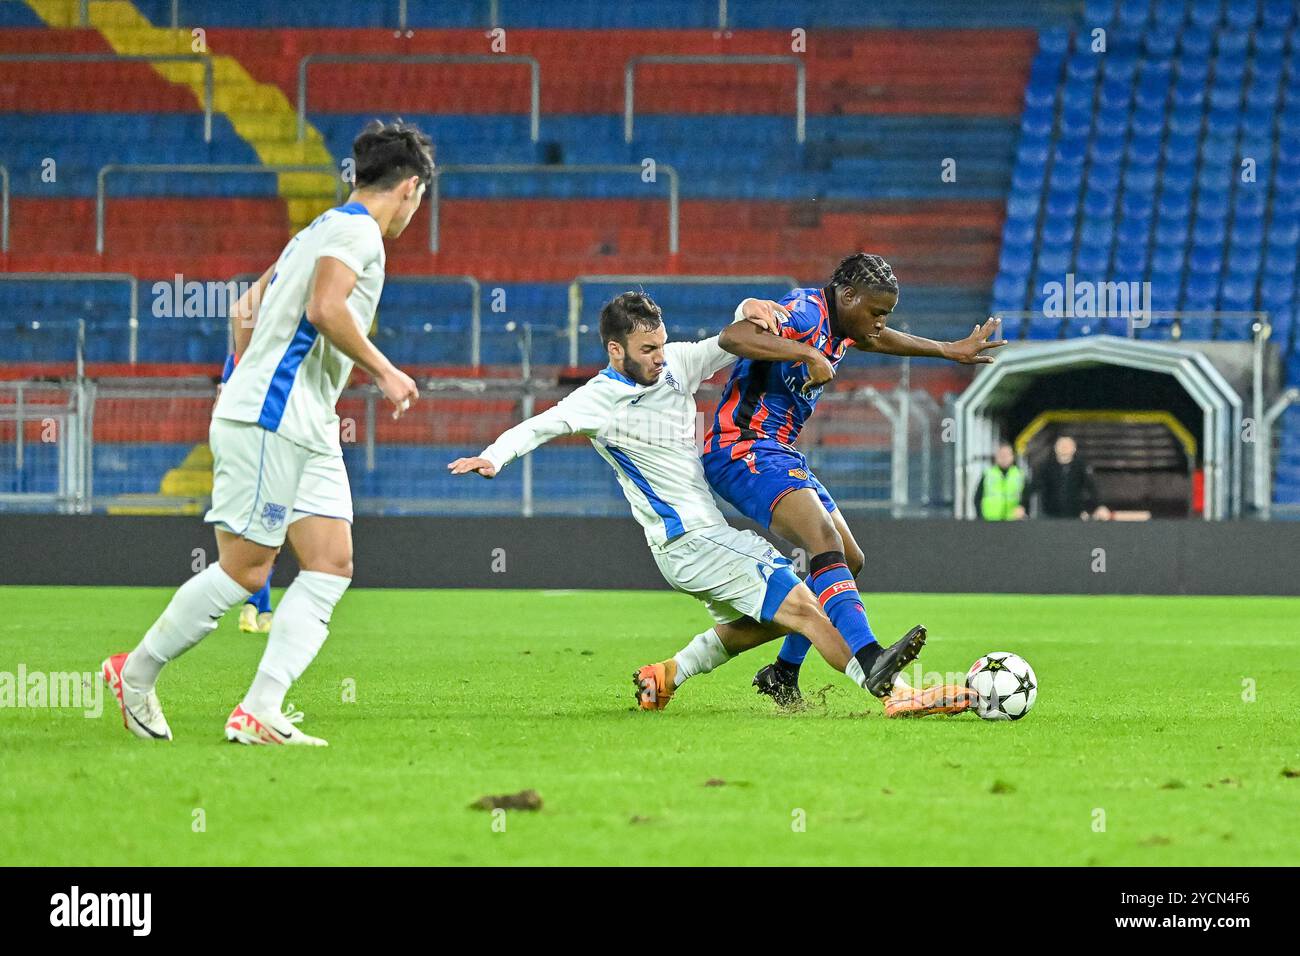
[1084,0,1118,25]
[1115,239,1152,272]
[1219,275,1256,310]
[1261,0,1294,29]
[1263,246,1298,278]
[1187,0,1223,29]
[1117,0,1154,28]
[1149,275,1183,309]
[1183,273,1219,309]
[1180,27,1214,57]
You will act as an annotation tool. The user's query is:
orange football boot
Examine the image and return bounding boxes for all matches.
[632,660,678,711]
[884,683,979,718]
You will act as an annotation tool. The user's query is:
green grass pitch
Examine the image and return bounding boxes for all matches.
[1,586,1297,866]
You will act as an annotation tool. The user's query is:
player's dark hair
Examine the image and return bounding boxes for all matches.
[599,291,663,347]
[830,253,899,295]
[352,119,435,190]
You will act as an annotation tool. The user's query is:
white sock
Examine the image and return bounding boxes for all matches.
[123,564,251,691]
[242,571,350,714]
[845,657,870,691]
[671,628,731,687]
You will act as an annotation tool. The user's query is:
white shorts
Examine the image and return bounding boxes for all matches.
[204,418,353,548]
[650,525,801,626]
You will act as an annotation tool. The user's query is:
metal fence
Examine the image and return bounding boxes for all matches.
[0,163,8,253]
[1262,386,1300,520]
[0,380,92,513]
[153,1,736,32]
[0,273,141,363]
[0,369,942,519]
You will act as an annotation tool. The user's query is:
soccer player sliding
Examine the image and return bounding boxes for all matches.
[703,253,1002,715]
[101,121,431,745]
[450,292,956,716]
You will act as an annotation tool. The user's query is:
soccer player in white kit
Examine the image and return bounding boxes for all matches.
[448,292,929,711]
[101,121,432,746]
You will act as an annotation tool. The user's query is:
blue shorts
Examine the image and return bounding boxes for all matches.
[702,445,838,530]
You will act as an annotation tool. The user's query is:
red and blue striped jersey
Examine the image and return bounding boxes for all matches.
[704,287,853,460]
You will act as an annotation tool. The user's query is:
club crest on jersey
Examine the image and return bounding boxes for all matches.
[260,502,287,531]
[788,468,809,480]
[663,369,681,391]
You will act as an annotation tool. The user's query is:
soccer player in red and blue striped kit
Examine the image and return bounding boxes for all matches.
[703,253,1003,712]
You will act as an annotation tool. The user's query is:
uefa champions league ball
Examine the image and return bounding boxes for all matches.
[966,652,1037,721]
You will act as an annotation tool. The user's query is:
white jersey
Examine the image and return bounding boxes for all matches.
[214,201,385,455]
[480,337,736,545]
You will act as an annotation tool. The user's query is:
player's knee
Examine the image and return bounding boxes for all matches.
[223,559,272,594]
[811,525,844,557]
[845,542,865,577]
[302,554,353,579]
[780,585,827,631]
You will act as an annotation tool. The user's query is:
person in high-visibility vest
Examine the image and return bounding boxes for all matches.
[974,443,1025,520]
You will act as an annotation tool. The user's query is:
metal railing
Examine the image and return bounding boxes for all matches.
[297,53,541,143]
[0,380,91,513]
[989,309,1268,341]
[388,275,484,368]
[624,54,807,144]
[96,163,343,255]
[79,0,725,31]
[566,274,797,367]
[223,272,485,367]
[1261,386,1300,520]
[0,273,140,363]
[429,164,680,255]
[0,54,213,142]
[0,164,8,253]
[0,367,925,518]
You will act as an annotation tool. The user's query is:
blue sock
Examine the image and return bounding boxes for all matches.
[777,633,812,667]
[807,551,876,654]
[247,578,272,614]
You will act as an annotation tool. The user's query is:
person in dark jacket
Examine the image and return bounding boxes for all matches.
[1017,435,1112,520]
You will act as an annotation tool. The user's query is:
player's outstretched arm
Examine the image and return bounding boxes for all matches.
[718,320,835,394]
[307,256,418,419]
[447,456,498,478]
[448,381,614,479]
[859,317,1005,364]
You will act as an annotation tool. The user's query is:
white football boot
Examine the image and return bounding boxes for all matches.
[225,703,328,747]
[101,653,173,741]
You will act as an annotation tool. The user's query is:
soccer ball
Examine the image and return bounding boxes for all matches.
[966,652,1037,721]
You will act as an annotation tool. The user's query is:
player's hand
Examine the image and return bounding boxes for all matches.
[740,298,791,335]
[1013,505,1027,520]
[447,456,497,479]
[378,367,419,420]
[1093,505,1112,521]
[946,317,1006,364]
[799,351,835,396]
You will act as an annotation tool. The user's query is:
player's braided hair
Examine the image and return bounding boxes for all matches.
[599,291,663,347]
[830,253,899,295]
